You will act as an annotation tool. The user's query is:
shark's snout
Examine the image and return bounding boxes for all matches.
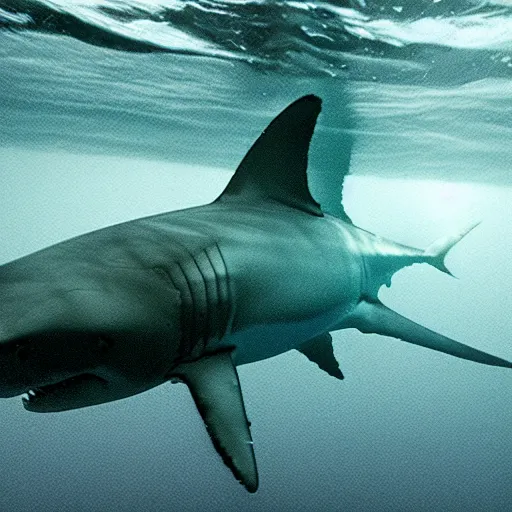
[0,327,172,412]
[0,338,31,398]
[0,329,116,407]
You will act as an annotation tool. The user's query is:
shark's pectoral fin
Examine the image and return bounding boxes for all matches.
[344,300,512,369]
[170,349,258,493]
[297,333,344,380]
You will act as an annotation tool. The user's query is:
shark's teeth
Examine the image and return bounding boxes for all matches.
[23,388,47,402]
[21,375,107,405]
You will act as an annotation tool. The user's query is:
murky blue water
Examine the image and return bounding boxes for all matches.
[1,1,511,510]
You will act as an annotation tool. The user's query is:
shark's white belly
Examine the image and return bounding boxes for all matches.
[210,290,357,366]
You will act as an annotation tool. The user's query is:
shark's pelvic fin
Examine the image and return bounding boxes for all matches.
[215,95,324,216]
[344,300,512,369]
[171,350,258,493]
[297,333,344,380]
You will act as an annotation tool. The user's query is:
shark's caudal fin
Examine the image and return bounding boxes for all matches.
[424,221,481,277]
[361,222,481,299]
[343,300,512,369]
[347,221,512,368]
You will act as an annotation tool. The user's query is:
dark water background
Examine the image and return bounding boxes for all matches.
[1,1,511,510]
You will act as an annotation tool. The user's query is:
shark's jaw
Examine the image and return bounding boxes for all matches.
[21,373,110,412]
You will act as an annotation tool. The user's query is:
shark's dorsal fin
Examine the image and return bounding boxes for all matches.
[297,333,344,380]
[216,95,323,216]
[171,350,258,493]
[306,87,355,225]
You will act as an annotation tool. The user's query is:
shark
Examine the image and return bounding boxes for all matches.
[1,95,511,493]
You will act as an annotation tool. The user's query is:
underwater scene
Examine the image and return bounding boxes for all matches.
[1,0,511,510]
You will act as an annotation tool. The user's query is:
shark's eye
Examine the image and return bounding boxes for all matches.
[16,345,30,362]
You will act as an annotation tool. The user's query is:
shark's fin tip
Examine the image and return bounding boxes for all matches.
[425,221,481,276]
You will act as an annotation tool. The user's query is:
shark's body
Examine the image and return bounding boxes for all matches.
[1,96,510,492]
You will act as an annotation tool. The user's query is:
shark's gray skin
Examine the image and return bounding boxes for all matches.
[1,95,510,492]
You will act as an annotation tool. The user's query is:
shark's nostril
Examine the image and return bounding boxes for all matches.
[16,345,30,361]
[96,335,114,354]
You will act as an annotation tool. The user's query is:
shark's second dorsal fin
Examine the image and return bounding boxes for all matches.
[216,95,324,216]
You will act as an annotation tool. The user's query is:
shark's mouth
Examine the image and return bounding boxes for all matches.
[22,373,109,412]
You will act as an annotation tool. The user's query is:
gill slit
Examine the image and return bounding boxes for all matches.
[154,242,234,362]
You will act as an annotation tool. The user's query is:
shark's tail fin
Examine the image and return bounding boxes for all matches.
[343,299,512,369]
[356,221,481,299]
[424,221,481,277]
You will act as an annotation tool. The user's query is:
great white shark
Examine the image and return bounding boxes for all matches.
[1,95,510,492]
